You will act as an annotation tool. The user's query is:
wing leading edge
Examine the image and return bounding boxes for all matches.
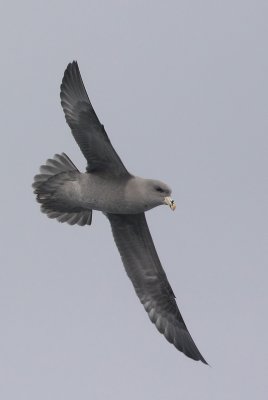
[60,61,129,177]
[107,213,207,364]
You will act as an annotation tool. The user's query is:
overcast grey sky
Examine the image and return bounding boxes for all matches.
[0,1,267,399]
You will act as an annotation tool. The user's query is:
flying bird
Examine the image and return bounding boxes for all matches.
[33,61,207,364]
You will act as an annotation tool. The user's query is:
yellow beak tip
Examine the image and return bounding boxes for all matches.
[164,197,176,210]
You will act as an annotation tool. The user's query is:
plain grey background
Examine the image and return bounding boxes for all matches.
[0,1,267,399]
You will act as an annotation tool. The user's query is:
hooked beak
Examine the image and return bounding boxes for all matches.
[164,196,176,211]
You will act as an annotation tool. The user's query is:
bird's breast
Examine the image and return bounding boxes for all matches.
[78,174,150,214]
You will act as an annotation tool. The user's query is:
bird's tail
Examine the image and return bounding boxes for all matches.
[32,153,92,226]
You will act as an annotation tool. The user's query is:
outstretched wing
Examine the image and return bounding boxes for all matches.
[107,212,207,364]
[60,61,129,177]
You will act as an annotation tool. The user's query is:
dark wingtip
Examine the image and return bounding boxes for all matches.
[60,61,79,95]
[200,355,209,365]
[65,60,79,74]
[60,60,90,109]
[185,339,209,365]
[184,344,208,365]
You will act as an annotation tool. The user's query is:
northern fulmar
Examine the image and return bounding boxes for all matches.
[33,61,207,364]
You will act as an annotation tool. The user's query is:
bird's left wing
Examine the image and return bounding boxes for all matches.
[107,212,207,364]
[60,61,130,177]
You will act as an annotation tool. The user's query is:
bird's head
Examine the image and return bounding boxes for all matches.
[147,179,176,211]
[128,177,176,212]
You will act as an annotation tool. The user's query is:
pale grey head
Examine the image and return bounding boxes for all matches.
[124,177,175,213]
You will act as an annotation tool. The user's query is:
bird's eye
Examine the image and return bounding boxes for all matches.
[156,186,164,193]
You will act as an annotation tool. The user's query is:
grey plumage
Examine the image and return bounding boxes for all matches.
[33,61,207,364]
[33,153,92,226]
[60,63,129,176]
[108,213,207,363]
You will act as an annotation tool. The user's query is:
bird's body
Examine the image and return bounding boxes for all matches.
[33,61,207,364]
[36,168,172,214]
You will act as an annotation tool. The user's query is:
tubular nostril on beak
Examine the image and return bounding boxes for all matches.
[164,197,176,211]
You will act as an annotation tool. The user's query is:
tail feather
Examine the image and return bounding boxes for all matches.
[33,153,78,189]
[33,153,92,226]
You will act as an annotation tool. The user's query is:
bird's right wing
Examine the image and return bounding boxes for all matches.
[107,212,207,364]
[60,61,130,177]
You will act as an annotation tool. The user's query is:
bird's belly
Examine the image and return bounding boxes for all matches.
[83,194,148,214]
[78,174,149,214]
